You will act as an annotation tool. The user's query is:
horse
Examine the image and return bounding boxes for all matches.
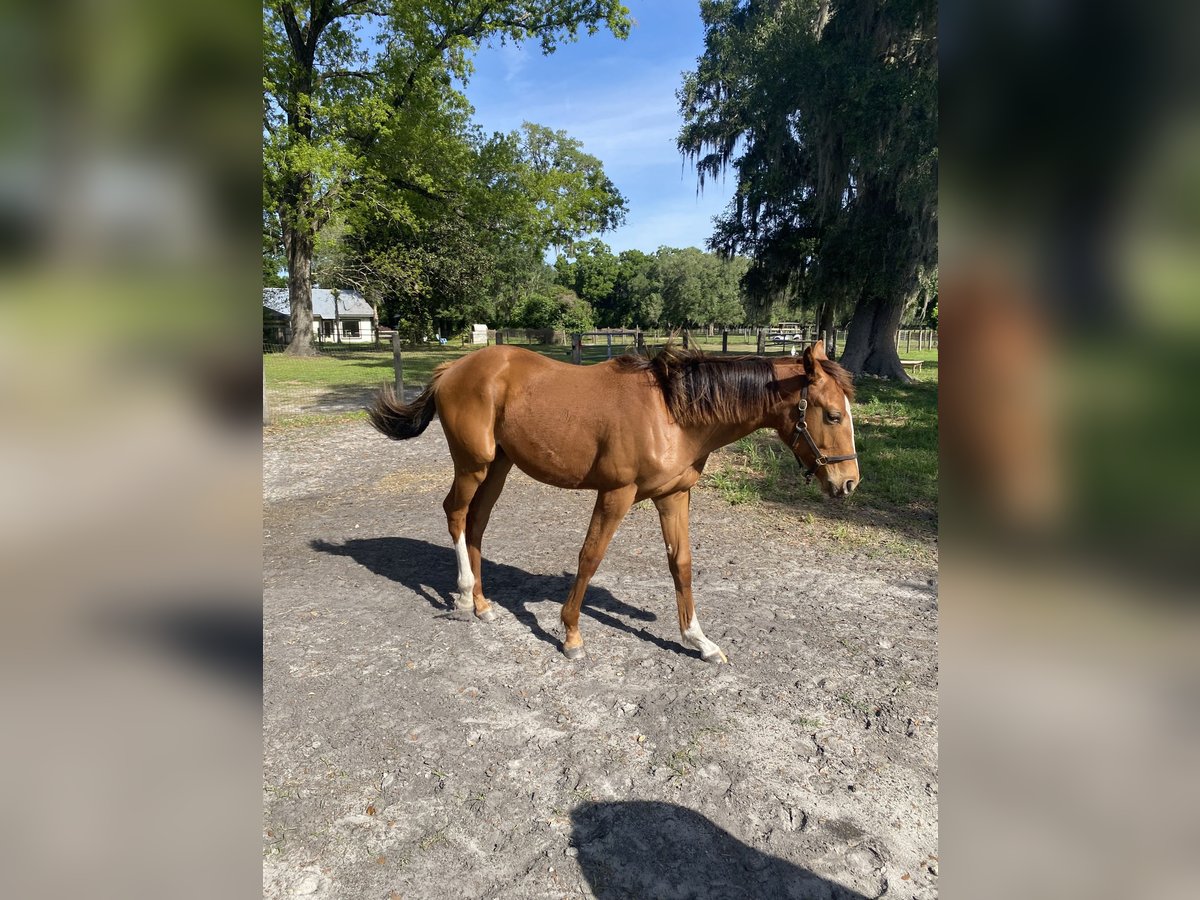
[367,341,860,663]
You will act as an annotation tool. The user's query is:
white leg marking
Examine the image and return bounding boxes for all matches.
[454,532,474,607]
[683,613,724,660]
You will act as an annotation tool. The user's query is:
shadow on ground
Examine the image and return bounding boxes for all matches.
[92,599,262,691]
[310,536,704,658]
[571,801,868,900]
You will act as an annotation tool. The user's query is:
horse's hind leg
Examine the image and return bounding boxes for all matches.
[561,485,637,659]
[654,490,727,664]
[465,449,513,622]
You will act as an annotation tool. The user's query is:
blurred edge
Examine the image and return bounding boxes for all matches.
[1,1,1199,899]
[0,2,262,899]
[942,1,1200,899]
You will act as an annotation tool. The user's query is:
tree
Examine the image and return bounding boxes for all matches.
[481,124,626,324]
[696,253,748,329]
[610,249,662,328]
[569,238,620,316]
[305,116,626,340]
[679,0,937,379]
[264,1,631,355]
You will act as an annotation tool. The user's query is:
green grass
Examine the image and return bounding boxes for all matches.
[264,342,588,390]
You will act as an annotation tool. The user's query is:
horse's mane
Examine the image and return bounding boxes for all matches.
[817,356,856,401]
[613,345,854,426]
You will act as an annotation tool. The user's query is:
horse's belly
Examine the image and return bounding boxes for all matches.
[496,417,642,490]
[495,420,596,489]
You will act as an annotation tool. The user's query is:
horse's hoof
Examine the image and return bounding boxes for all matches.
[476,607,497,623]
[702,648,729,665]
[451,606,473,621]
[562,645,586,660]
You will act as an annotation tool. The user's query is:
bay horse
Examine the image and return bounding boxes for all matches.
[368,341,859,663]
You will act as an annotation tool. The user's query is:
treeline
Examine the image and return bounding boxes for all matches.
[456,242,753,335]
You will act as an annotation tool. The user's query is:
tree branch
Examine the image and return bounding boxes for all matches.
[318,69,382,86]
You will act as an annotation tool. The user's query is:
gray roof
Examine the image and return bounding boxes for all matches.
[263,287,373,319]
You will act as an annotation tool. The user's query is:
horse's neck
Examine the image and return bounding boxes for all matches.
[686,414,777,457]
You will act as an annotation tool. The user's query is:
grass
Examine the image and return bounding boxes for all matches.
[263,409,369,430]
[264,344,479,389]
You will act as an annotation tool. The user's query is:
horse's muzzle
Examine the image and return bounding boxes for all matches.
[829,478,858,498]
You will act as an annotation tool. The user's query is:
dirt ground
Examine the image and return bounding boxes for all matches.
[263,417,938,899]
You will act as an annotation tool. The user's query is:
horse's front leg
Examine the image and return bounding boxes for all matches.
[561,485,637,659]
[654,490,728,664]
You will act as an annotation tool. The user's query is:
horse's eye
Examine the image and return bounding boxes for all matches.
[825,411,842,425]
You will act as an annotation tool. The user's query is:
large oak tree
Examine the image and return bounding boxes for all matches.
[679,0,937,379]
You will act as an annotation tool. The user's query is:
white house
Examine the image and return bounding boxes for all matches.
[263,287,376,344]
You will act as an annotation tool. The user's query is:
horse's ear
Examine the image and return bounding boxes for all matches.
[802,344,826,382]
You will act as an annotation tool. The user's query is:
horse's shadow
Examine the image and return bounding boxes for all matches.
[310,536,698,658]
[571,801,871,899]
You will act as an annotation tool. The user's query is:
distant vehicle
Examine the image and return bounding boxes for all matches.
[770,332,803,343]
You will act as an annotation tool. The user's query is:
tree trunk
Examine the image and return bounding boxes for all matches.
[818,302,835,356]
[839,292,910,381]
[284,222,316,356]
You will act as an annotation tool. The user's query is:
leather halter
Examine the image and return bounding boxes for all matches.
[790,383,858,484]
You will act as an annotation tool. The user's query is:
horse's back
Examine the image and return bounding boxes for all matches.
[437,346,671,489]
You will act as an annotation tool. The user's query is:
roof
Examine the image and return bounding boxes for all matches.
[263,287,374,319]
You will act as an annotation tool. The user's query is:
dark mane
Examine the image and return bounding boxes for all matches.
[613,345,855,425]
[613,346,780,425]
[818,357,856,402]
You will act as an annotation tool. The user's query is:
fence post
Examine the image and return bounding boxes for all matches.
[571,333,582,365]
[757,328,766,355]
[721,329,728,353]
[262,370,270,426]
[606,332,613,359]
[496,330,504,345]
[391,333,404,398]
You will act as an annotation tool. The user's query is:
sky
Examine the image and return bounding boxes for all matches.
[460,2,735,255]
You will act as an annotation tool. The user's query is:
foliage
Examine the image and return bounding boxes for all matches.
[554,242,752,330]
[678,0,937,376]
[566,238,620,309]
[263,1,632,353]
[608,249,662,328]
[657,247,747,328]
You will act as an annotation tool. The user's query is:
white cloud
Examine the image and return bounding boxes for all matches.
[497,42,529,84]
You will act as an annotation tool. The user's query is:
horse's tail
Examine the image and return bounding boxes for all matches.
[367,362,451,440]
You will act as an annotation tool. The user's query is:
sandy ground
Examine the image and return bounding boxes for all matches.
[263,418,938,899]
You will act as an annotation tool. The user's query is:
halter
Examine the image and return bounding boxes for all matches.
[790,383,858,484]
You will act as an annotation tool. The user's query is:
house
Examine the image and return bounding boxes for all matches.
[263,287,376,344]
[263,305,290,346]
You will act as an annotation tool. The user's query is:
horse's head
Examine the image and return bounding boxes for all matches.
[774,341,860,498]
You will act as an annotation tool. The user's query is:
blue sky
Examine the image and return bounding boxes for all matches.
[461,2,734,254]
